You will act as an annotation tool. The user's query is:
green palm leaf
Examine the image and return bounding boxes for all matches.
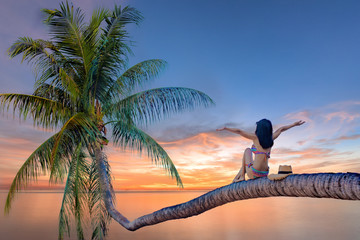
[49,113,98,183]
[84,8,109,48]
[112,120,183,187]
[8,37,58,65]
[104,59,167,102]
[7,36,80,98]
[81,8,110,105]
[87,156,113,240]
[0,93,72,128]
[108,87,214,125]
[58,143,88,240]
[33,83,73,108]
[4,133,58,214]
[42,1,93,77]
[104,5,143,39]
[89,7,144,103]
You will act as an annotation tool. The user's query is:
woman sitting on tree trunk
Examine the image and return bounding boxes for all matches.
[217,119,305,182]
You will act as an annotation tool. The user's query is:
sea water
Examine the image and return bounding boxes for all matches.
[0,191,359,240]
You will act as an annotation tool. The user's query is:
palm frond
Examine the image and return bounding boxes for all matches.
[4,133,59,214]
[8,37,58,66]
[88,39,128,104]
[104,5,143,40]
[33,83,73,109]
[103,59,167,102]
[7,36,74,93]
[88,6,144,104]
[107,87,214,126]
[87,156,113,240]
[58,143,88,240]
[0,93,72,128]
[80,8,110,106]
[49,112,98,183]
[112,120,183,187]
[51,65,82,101]
[7,36,83,101]
[85,8,109,47]
[89,5,144,99]
[42,1,92,76]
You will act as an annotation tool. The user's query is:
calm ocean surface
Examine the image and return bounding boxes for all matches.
[1,190,359,240]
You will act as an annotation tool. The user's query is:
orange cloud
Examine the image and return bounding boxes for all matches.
[317,134,360,145]
[106,129,360,190]
[1,109,360,191]
[325,111,360,123]
[284,110,313,123]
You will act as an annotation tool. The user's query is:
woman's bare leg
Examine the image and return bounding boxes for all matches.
[233,148,252,182]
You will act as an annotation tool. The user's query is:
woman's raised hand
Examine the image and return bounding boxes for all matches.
[216,127,226,131]
[294,120,305,126]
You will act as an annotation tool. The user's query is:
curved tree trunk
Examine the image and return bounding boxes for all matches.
[95,148,360,231]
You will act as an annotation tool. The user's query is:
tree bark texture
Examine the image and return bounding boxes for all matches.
[96,149,360,231]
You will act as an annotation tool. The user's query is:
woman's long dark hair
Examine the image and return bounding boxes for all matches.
[255,119,273,149]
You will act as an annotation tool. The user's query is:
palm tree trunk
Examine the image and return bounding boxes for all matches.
[95,148,360,232]
[94,145,131,229]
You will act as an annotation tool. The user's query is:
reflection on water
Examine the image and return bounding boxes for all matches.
[1,191,359,240]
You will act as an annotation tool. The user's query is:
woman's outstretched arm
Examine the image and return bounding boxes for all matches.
[273,120,305,140]
[216,127,256,140]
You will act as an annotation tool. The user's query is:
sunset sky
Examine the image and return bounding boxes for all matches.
[0,0,360,190]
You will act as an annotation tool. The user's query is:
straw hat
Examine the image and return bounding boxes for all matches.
[268,165,293,180]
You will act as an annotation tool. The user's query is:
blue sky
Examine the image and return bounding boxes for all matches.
[0,0,360,189]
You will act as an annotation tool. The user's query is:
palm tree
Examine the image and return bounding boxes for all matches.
[86,123,360,230]
[1,2,213,239]
[106,172,360,231]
